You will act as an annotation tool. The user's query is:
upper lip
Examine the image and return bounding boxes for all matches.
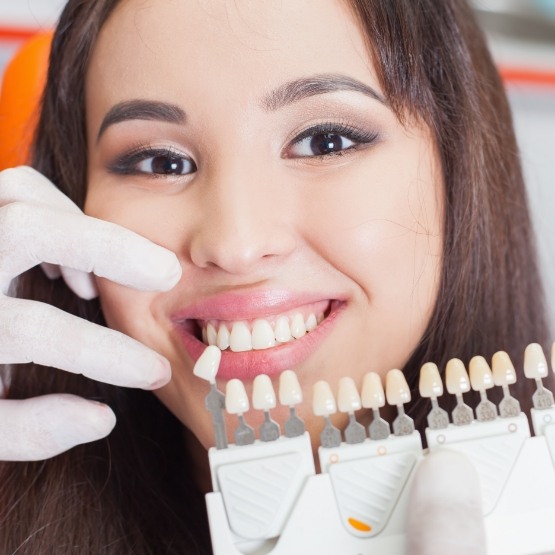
[170,289,340,323]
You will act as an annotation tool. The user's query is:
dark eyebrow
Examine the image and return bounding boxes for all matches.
[96,99,186,142]
[261,73,386,111]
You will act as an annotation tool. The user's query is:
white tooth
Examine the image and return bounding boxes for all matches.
[225,379,249,414]
[312,380,337,416]
[279,369,302,406]
[290,313,306,339]
[361,372,385,409]
[445,358,471,394]
[419,362,443,398]
[305,313,318,332]
[252,319,276,350]
[337,377,362,413]
[206,322,217,346]
[385,369,411,406]
[252,374,277,410]
[524,343,548,379]
[193,345,221,383]
[216,323,230,350]
[469,356,494,391]
[229,321,252,352]
[275,316,292,343]
[492,351,517,386]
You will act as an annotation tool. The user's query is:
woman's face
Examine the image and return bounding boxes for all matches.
[85,0,443,452]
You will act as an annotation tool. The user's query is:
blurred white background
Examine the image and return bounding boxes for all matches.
[0,0,554,330]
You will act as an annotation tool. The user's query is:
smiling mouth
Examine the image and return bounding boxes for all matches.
[189,300,333,353]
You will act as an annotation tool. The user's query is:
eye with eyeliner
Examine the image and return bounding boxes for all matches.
[284,121,379,160]
[107,145,196,177]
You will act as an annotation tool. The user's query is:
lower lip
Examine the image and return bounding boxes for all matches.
[174,301,345,380]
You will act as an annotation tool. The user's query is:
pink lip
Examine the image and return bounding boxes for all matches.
[171,291,345,380]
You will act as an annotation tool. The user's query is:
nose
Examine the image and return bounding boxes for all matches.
[188,166,297,276]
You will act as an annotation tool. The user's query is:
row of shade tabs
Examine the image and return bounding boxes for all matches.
[193,343,555,449]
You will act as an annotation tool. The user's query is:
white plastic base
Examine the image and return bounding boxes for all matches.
[206,417,555,555]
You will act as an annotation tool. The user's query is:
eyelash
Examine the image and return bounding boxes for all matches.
[284,122,379,159]
[107,122,378,177]
[108,145,196,177]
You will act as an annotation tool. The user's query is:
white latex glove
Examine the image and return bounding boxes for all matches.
[0,166,182,461]
[407,449,486,555]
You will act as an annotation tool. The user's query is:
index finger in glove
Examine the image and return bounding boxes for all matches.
[0,394,116,461]
[0,201,181,291]
[406,449,486,555]
[0,297,171,390]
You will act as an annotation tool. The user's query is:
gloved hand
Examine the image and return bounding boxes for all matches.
[407,449,486,555]
[0,166,182,461]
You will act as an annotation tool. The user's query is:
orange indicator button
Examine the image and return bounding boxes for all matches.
[348,517,372,532]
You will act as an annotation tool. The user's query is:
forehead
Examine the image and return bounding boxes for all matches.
[86,0,378,111]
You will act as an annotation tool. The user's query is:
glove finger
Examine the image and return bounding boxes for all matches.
[407,449,486,555]
[0,202,181,291]
[0,394,115,461]
[0,296,171,390]
[60,266,98,300]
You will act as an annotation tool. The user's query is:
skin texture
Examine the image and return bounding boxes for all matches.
[84,0,443,466]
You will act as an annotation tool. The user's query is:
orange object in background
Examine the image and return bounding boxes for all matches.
[0,32,52,171]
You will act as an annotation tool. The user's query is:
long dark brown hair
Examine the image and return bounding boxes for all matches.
[0,0,549,553]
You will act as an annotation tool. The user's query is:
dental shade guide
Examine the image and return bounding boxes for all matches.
[197,343,555,555]
[279,370,305,438]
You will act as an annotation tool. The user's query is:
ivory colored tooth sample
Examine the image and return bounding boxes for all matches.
[361,372,385,409]
[361,372,390,440]
[279,370,305,438]
[524,343,549,379]
[225,379,250,415]
[492,351,521,418]
[313,380,341,448]
[446,358,473,426]
[419,362,443,398]
[420,362,449,430]
[279,369,303,406]
[386,369,414,436]
[445,358,471,394]
[193,345,222,382]
[252,374,277,410]
[313,380,337,416]
[469,356,497,421]
[337,377,362,413]
[469,356,494,391]
[492,351,517,386]
[385,369,411,406]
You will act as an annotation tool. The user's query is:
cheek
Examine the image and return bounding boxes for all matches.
[304,137,443,321]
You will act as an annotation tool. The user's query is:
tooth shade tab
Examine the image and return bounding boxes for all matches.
[492,351,517,386]
[361,372,385,409]
[193,345,222,383]
[469,356,494,391]
[279,370,302,406]
[385,369,411,406]
[313,380,337,416]
[419,362,443,398]
[252,374,277,411]
[524,343,549,379]
[337,377,362,413]
[225,379,249,414]
[446,358,471,395]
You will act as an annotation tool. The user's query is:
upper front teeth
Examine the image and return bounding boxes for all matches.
[201,312,322,352]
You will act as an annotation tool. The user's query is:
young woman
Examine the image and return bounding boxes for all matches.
[0,0,549,553]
